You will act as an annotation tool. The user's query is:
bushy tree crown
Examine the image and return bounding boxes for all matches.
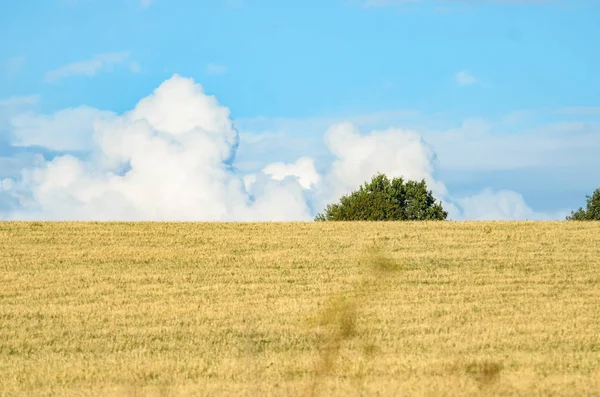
[566,188,600,221]
[315,174,448,221]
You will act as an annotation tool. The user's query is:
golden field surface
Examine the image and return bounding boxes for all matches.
[1,221,599,397]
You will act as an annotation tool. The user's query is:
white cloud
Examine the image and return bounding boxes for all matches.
[457,188,568,220]
[423,118,600,171]
[0,95,40,133]
[45,52,139,83]
[140,0,152,7]
[0,178,14,191]
[10,107,114,151]
[235,108,599,219]
[320,122,447,204]
[2,75,440,221]
[4,75,313,221]
[455,70,477,86]
[206,63,227,75]
[262,157,320,189]
[2,75,578,221]
[0,153,45,179]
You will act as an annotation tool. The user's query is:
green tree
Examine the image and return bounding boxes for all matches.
[566,188,600,221]
[315,173,448,221]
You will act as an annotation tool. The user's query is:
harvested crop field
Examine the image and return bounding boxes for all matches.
[1,221,599,396]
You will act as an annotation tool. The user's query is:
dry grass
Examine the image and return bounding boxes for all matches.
[1,221,599,396]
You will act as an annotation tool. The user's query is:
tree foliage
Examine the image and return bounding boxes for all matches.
[566,188,600,221]
[315,173,448,221]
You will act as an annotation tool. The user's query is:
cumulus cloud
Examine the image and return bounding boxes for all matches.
[458,189,538,220]
[262,157,320,189]
[3,75,314,221]
[10,106,114,151]
[320,122,447,204]
[456,188,569,220]
[45,52,139,83]
[0,153,46,179]
[0,178,14,191]
[0,95,40,135]
[424,118,600,171]
[2,74,559,221]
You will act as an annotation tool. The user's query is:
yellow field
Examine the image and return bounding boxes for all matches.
[1,222,599,397]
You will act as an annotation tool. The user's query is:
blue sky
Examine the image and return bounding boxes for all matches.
[0,0,599,220]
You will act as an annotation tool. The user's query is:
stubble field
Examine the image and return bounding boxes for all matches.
[1,221,599,396]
